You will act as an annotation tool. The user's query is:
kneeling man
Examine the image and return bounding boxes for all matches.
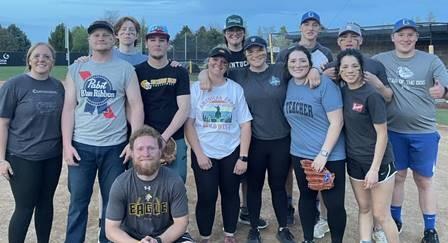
[106,125,193,243]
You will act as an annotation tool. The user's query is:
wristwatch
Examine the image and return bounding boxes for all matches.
[155,237,162,243]
[239,156,248,162]
[320,149,329,158]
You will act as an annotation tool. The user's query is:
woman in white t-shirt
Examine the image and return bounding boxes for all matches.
[185,47,252,243]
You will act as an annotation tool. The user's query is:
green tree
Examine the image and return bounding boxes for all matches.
[48,23,72,51]
[273,25,292,49]
[7,24,31,51]
[71,25,88,52]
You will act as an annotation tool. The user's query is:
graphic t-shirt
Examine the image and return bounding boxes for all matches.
[106,167,188,239]
[228,49,248,69]
[135,62,190,140]
[69,57,134,146]
[189,79,252,159]
[0,74,64,160]
[373,50,448,133]
[342,83,394,165]
[284,76,345,161]
[228,63,290,140]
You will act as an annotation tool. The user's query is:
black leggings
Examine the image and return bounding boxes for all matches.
[247,136,291,229]
[7,153,62,243]
[293,156,346,243]
[191,147,242,236]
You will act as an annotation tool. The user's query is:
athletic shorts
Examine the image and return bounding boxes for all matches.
[347,159,396,183]
[388,131,440,177]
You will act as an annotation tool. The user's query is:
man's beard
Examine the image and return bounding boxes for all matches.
[150,53,164,60]
[134,159,161,176]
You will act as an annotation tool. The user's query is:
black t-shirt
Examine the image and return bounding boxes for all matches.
[325,55,389,86]
[228,49,248,69]
[134,62,190,139]
[342,83,394,165]
[228,63,290,140]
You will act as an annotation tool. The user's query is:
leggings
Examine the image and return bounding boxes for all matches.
[7,153,62,243]
[292,156,346,243]
[191,147,242,236]
[247,136,291,229]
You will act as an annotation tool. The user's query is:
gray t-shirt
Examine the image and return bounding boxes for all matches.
[228,63,290,140]
[284,76,346,161]
[373,50,448,133]
[113,48,147,66]
[69,57,134,146]
[106,167,188,239]
[0,74,64,160]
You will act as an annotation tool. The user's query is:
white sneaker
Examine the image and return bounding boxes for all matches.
[372,229,388,243]
[314,218,330,239]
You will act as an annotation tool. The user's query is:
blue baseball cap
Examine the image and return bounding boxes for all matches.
[301,11,320,25]
[243,36,267,51]
[393,18,417,33]
[146,25,170,39]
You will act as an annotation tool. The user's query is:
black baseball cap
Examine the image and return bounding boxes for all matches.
[88,20,114,34]
[243,36,267,51]
[208,47,231,62]
[224,15,245,31]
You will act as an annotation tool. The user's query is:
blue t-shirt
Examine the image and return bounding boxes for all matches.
[284,76,345,161]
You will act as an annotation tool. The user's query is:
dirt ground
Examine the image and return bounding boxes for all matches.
[0,127,447,243]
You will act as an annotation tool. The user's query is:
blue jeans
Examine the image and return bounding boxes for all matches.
[65,141,126,243]
[166,138,188,183]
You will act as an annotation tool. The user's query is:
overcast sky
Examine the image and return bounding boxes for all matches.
[1,0,446,43]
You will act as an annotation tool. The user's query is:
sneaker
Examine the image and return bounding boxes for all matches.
[224,235,237,243]
[421,229,439,243]
[276,228,296,243]
[287,206,295,225]
[239,207,269,229]
[313,218,330,239]
[393,219,402,234]
[372,228,388,243]
[247,228,262,243]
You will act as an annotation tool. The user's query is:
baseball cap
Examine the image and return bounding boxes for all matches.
[301,11,320,25]
[224,15,245,31]
[243,36,267,51]
[208,47,231,62]
[87,20,114,34]
[146,25,170,39]
[393,18,417,33]
[338,23,362,37]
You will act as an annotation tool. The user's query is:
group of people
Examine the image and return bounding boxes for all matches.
[0,10,446,243]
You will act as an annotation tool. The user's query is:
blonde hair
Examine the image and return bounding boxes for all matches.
[25,42,56,72]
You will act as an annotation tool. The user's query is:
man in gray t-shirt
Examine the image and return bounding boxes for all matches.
[62,20,144,243]
[106,125,192,243]
[373,18,448,242]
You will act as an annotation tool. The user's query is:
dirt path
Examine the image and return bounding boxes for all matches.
[0,127,447,243]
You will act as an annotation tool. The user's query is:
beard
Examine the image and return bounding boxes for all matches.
[150,53,164,60]
[134,159,161,176]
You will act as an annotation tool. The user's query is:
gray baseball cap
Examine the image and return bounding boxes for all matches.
[338,23,362,37]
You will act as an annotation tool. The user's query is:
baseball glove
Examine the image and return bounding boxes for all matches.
[160,138,177,165]
[300,159,335,191]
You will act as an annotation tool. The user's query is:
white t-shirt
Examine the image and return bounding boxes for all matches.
[189,79,252,159]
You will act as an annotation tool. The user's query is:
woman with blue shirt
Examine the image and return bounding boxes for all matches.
[283,46,346,243]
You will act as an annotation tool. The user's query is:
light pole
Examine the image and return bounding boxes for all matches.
[184,32,187,61]
[195,35,198,61]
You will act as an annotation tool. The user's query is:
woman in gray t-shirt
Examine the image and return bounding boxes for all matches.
[0,43,64,243]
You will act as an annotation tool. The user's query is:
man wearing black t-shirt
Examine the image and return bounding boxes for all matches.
[135,25,190,183]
